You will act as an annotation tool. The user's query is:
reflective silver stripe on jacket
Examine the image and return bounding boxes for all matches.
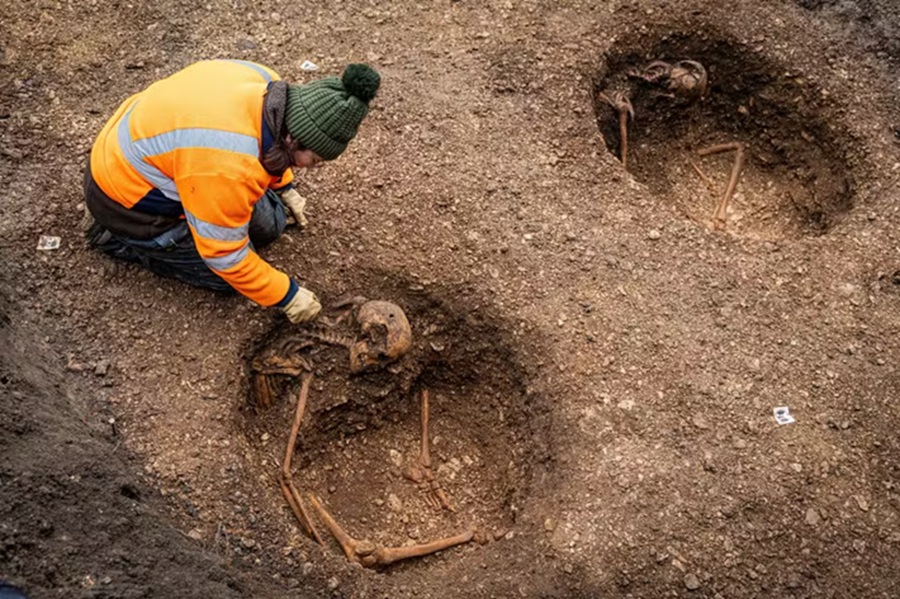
[117,102,261,271]
[117,106,260,202]
[221,59,274,82]
[185,212,249,243]
[186,210,252,271]
[203,241,252,271]
[117,107,181,200]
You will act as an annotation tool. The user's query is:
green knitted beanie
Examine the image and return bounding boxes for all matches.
[285,64,381,161]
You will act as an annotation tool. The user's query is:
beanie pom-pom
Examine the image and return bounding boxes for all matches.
[342,64,380,103]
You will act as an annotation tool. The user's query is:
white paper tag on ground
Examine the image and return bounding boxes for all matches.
[37,235,61,250]
[300,60,319,71]
[773,406,795,425]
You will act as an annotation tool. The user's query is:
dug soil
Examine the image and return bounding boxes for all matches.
[2,1,900,598]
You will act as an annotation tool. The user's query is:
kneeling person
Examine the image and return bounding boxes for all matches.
[84,60,380,323]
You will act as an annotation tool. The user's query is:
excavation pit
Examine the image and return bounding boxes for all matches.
[594,32,857,238]
[241,292,547,569]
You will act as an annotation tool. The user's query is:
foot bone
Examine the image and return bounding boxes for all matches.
[403,388,455,512]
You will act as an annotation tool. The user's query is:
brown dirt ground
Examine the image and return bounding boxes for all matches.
[2,0,900,598]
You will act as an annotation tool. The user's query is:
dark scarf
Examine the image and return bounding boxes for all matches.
[263,80,288,140]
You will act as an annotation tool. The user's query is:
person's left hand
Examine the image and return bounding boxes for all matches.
[280,188,309,228]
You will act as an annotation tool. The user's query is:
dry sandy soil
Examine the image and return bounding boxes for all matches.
[2,0,900,597]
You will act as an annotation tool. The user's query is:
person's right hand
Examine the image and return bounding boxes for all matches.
[282,287,321,323]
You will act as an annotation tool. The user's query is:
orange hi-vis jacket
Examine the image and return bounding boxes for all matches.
[90,60,297,307]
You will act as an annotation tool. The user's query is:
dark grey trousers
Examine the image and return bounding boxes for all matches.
[87,191,287,293]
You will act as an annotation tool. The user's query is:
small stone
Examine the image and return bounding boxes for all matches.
[647,229,661,240]
[692,414,710,429]
[66,356,86,372]
[387,493,403,512]
[734,438,748,449]
[327,577,339,590]
[853,495,869,512]
[237,38,257,50]
[684,573,701,590]
[301,562,314,576]
[805,507,821,526]
[617,399,634,410]
[544,517,556,532]
[837,283,860,297]
[187,528,204,540]
[94,361,109,376]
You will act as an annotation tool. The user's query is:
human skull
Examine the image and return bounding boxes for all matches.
[349,301,413,374]
[628,59,708,102]
[667,60,708,101]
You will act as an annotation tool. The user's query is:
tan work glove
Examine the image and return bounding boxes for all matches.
[282,287,321,323]
[280,188,309,228]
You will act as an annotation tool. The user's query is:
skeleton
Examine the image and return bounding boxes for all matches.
[597,59,708,171]
[625,60,746,229]
[255,299,475,566]
[249,300,413,409]
[599,58,745,229]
